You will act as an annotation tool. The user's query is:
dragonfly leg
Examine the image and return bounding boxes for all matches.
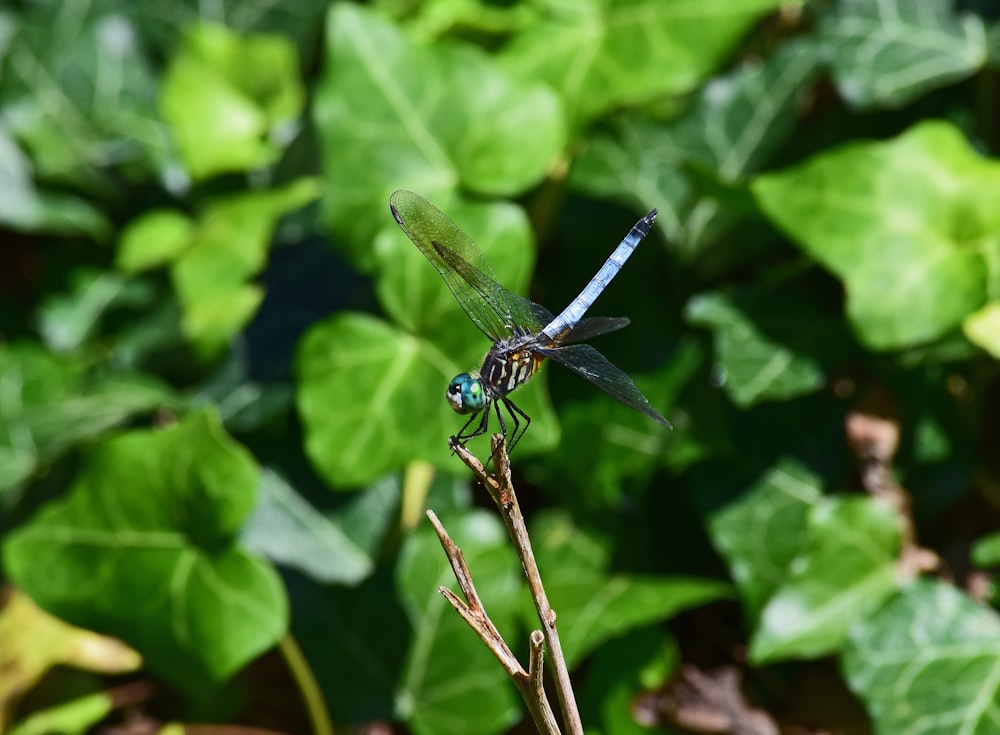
[500,397,531,454]
[453,404,491,446]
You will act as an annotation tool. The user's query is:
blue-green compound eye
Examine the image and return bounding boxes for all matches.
[446,373,486,414]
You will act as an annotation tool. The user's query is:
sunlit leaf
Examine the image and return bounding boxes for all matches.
[844,579,1000,735]
[500,0,790,126]
[820,0,987,110]
[160,23,305,179]
[753,121,997,350]
[751,496,902,663]
[2,411,287,692]
[170,178,320,357]
[708,458,824,624]
[314,3,565,262]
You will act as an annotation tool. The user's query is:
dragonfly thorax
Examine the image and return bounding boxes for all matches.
[447,373,488,415]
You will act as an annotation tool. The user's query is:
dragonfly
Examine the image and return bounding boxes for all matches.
[390,190,672,453]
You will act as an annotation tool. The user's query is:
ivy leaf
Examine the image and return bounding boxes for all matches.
[160,23,305,179]
[37,269,130,353]
[0,343,170,493]
[844,579,1000,734]
[685,290,827,408]
[239,469,375,585]
[970,529,1000,567]
[397,510,522,735]
[115,210,196,274]
[295,312,560,488]
[963,301,1000,358]
[708,458,824,624]
[0,126,109,237]
[500,0,790,127]
[571,38,821,250]
[819,0,988,110]
[2,411,287,692]
[168,178,320,357]
[1,3,164,185]
[0,588,141,720]
[750,496,902,663]
[374,195,536,344]
[527,513,730,668]
[298,194,562,488]
[579,627,679,735]
[753,121,998,350]
[314,3,565,263]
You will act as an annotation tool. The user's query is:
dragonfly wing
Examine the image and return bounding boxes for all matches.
[390,190,544,341]
[543,343,672,428]
[558,316,630,344]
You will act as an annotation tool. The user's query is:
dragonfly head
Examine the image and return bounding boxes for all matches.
[447,373,487,414]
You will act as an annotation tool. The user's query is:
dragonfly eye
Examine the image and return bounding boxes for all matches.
[447,373,486,414]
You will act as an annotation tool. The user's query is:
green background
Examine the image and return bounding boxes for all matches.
[4,1,1000,734]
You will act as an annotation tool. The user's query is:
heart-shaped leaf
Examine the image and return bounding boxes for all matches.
[844,579,1000,734]
[2,411,287,692]
[753,121,999,350]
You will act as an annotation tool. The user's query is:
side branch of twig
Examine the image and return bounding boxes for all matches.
[426,510,560,735]
[446,436,584,735]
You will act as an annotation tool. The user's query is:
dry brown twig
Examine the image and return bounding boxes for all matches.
[425,435,582,735]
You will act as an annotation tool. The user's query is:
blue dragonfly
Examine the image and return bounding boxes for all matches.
[390,190,672,453]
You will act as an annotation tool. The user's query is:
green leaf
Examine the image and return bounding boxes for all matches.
[296,313,457,488]
[37,269,129,353]
[0,126,109,237]
[314,3,565,260]
[0,342,170,492]
[1,3,165,185]
[820,0,988,110]
[397,510,521,735]
[239,469,375,585]
[296,307,558,488]
[708,458,824,623]
[115,210,197,273]
[571,38,821,250]
[753,121,998,350]
[8,690,114,735]
[844,579,1000,735]
[750,496,902,663]
[374,194,537,340]
[971,530,1000,567]
[500,0,791,126]
[169,178,320,357]
[963,301,1000,358]
[160,23,305,179]
[2,411,287,691]
[528,513,730,668]
[685,290,827,408]
[580,627,679,735]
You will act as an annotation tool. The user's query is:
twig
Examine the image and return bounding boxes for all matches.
[426,510,560,734]
[447,435,584,735]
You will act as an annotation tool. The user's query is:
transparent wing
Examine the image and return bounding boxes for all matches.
[557,316,630,344]
[390,190,547,341]
[542,343,672,428]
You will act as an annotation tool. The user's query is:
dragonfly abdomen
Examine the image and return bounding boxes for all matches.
[541,209,657,341]
[481,347,543,397]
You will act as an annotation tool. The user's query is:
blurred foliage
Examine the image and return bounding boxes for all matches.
[3,1,1000,734]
